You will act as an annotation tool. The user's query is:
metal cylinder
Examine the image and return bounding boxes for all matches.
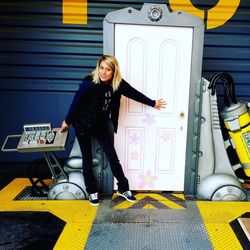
[221,102,250,176]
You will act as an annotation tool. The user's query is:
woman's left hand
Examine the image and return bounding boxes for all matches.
[60,120,69,132]
[154,99,167,110]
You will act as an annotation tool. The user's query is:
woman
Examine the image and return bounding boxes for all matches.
[60,55,166,206]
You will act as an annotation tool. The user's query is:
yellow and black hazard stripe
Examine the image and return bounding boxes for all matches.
[230,212,250,249]
[111,192,186,210]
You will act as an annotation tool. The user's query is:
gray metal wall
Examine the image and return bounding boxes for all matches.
[0,0,249,162]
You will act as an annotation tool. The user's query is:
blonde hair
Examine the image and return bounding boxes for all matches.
[91,55,122,92]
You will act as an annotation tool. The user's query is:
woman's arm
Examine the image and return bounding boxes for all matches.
[120,80,166,109]
[62,76,92,128]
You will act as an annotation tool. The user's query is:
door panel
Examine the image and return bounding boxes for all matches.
[114,24,193,191]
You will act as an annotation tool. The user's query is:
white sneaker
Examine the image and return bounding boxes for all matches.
[89,192,100,206]
[117,190,136,202]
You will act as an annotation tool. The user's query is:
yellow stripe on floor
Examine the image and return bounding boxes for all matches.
[0,178,98,250]
[112,192,186,209]
[198,201,250,250]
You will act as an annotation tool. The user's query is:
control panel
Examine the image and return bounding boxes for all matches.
[22,123,55,146]
[1,123,68,153]
[18,123,68,153]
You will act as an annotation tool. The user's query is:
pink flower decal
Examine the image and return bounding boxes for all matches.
[129,132,140,145]
[142,113,156,126]
[138,170,158,189]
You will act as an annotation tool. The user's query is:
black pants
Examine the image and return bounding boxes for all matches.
[74,119,129,194]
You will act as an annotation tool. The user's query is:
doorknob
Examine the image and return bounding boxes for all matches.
[179,112,185,118]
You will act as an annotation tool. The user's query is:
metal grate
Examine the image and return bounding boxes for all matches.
[85,222,212,250]
[14,186,47,200]
[85,199,213,249]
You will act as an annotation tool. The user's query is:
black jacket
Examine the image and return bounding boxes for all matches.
[65,75,156,133]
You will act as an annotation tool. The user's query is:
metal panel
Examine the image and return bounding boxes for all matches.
[86,199,212,250]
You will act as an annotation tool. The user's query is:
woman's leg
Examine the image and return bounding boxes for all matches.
[94,120,129,193]
[75,131,98,194]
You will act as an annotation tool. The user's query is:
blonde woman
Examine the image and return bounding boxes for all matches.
[61,55,166,206]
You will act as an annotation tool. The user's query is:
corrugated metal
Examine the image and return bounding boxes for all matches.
[0,0,249,162]
[202,0,250,102]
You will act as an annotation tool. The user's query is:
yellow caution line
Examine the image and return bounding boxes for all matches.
[171,193,185,200]
[54,222,93,250]
[0,178,97,250]
[197,201,250,250]
[112,193,185,209]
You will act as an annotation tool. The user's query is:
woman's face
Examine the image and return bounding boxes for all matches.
[99,61,114,84]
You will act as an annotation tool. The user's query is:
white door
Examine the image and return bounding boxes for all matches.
[114,24,193,191]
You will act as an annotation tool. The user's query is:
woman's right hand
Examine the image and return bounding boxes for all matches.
[154,99,167,110]
[60,120,69,132]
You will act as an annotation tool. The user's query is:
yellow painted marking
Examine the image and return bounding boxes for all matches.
[152,194,185,209]
[144,204,157,209]
[169,0,204,20]
[197,201,250,250]
[54,222,93,250]
[171,193,185,200]
[112,193,138,209]
[169,0,240,29]
[62,0,87,25]
[61,0,240,28]
[207,0,240,29]
[112,193,185,209]
[0,178,97,250]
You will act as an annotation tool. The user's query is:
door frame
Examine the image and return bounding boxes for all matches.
[103,3,204,196]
